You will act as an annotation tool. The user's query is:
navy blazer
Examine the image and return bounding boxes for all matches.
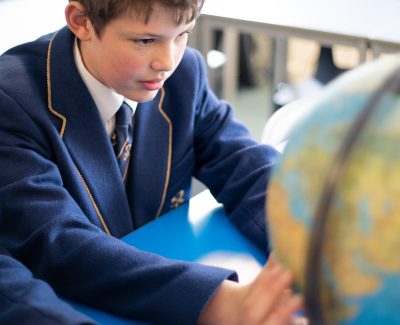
[0,26,277,323]
[0,248,96,325]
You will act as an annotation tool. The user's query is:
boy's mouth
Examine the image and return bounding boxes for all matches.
[140,79,164,91]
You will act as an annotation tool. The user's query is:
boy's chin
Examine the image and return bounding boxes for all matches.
[131,89,161,103]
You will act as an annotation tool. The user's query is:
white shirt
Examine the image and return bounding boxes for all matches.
[73,39,137,137]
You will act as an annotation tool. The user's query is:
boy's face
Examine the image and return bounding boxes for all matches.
[79,4,196,102]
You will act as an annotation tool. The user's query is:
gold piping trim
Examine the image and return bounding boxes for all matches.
[46,34,67,138]
[46,34,110,235]
[116,138,129,159]
[122,156,131,182]
[75,166,111,235]
[155,88,172,218]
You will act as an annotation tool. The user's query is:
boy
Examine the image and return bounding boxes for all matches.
[0,0,303,323]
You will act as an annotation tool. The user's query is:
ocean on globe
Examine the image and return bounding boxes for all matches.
[266,55,400,325]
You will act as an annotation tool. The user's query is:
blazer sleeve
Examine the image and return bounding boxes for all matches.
[0,249,97,325]
[188,49,279,253]
[0,88,237,323]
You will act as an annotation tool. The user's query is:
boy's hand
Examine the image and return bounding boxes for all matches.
[198,256,304,324]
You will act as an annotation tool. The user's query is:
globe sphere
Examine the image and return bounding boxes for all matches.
[267,55,400,325]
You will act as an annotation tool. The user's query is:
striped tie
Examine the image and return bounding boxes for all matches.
[112,102,133,183]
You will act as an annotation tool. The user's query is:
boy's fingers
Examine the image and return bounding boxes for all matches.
[290,316,309,325]
[243,267,296,323]
[265,295,304,325]
[265,253,277,270]
[253,258,283,291]
[277,288,292,307]
[251,262,293,302]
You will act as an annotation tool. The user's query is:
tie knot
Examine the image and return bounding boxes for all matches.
[116,102,133,127]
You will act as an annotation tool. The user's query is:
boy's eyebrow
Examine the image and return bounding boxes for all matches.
[130,24,196,38]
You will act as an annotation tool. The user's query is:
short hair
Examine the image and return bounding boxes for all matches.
[69,0,205,37]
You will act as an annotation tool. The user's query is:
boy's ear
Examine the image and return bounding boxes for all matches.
[65,2,94,41]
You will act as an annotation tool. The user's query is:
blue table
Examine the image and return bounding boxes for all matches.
[69,190,267,324]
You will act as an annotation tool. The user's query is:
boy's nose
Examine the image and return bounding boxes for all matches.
[152,44,175,72]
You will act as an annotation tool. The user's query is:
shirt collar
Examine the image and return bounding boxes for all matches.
[73,39,137,125]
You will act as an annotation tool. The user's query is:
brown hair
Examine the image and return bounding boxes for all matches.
[69,0,205,37]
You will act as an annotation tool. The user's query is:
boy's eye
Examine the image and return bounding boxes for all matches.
[134,39,155,46]
[178,31,192,39]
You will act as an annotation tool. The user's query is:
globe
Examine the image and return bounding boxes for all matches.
[267,55,400,325]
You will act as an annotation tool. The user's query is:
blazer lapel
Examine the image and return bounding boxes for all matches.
[46,27,133,236]
[127,88,172,228]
